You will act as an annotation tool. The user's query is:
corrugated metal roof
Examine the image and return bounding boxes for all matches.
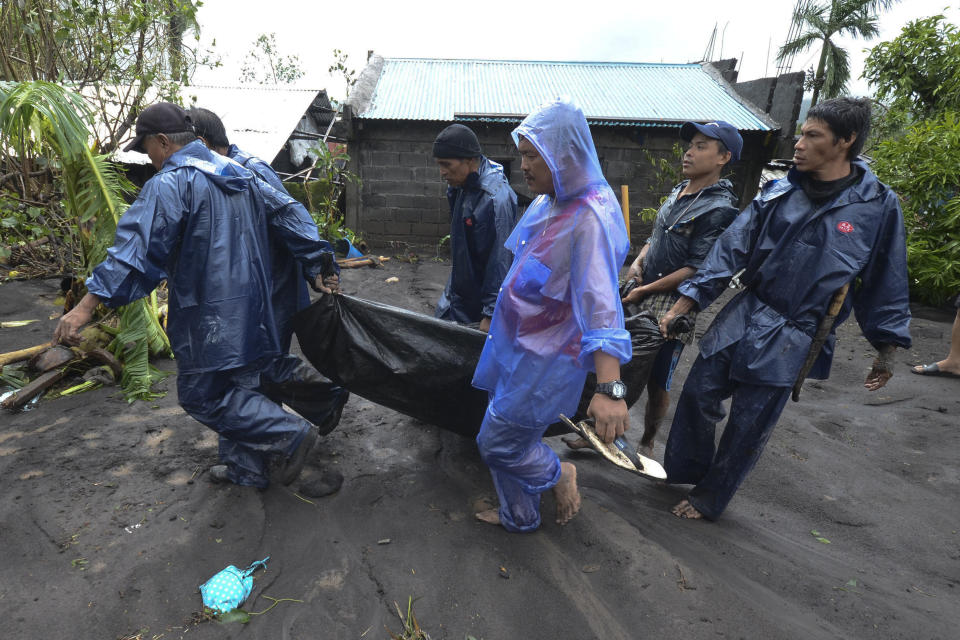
[358,59,773,131]
[89,84,329,164]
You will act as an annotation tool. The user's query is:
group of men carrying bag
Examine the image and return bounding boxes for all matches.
[55,94,911,531]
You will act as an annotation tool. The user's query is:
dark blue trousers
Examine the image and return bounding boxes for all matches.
[664,343,791,519]
[178,354,348,488]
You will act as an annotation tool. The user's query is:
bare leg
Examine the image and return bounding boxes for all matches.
[671,499,704,519]
[640,381,670,457]
[913,309,960,375]
[554,461,581,525]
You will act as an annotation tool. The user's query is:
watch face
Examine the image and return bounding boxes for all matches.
[612,381,626,398]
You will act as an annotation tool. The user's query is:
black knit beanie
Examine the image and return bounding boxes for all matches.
[433,124,482,158]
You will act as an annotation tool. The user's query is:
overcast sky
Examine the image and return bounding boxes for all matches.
[193,1,958,102]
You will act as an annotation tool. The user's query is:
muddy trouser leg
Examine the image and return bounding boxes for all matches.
[177,361,312,488]
[664,347,738,486]
[258,354,350,435]
[475,405,562,533]
[683,381,791,520]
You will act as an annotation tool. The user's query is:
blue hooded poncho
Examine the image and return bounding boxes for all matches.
[86,140,335,374]
[471,98,631,426]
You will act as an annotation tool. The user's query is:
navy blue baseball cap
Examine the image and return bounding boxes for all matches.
[680,120,743,162]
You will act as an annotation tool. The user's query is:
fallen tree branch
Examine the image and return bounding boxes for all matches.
[0,342,53,368]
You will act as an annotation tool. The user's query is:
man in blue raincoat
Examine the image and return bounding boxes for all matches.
[54,103,342,490]
[189,107,349,438]
[659,97,912,520]
[472,98,632,532]
[433,124,518,331]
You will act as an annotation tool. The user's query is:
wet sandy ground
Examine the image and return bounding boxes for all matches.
[0,262,957,639]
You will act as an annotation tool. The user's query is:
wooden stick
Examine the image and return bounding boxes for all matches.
[620,185,630,238]
[1,368,67,411]
[0,342,53,368]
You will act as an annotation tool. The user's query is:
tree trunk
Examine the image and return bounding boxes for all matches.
[166,0,186,86]
[810,39,829,108]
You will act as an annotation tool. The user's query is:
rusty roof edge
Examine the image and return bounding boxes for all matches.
[699,62,779,132]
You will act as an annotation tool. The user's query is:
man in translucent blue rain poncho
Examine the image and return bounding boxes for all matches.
[53,103,343,491]
[659,97,912,520]
[472,98,633,532]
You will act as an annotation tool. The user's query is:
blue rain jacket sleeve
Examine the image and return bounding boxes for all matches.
[86,140,281,374]
[472,97,630,426]
[436,157,519,323]
[253,179,338,283]
[679,162,911,386]
[228,145,316,347]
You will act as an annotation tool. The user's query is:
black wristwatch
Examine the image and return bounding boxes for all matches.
[595,380,627,400]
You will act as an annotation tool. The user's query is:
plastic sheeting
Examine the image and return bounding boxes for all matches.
[293,293,671,438]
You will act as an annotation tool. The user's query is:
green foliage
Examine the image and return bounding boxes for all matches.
[777,0,898,106]
[638,143,684,223]
[863,14,960,119]
[327,48,357,106]
[865,15,960,305]
[240,33,303,85]
[0,1,210,152]
[283,143,361,244]
[0,81,171,400]
[871,111,960,305]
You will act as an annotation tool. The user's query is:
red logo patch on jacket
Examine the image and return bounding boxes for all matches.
[837,221,854,233]
[464,217,474,227]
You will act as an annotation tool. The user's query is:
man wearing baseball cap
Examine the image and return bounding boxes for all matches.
[565,120,742,458]
[432,124,518,331]
[55,102,344,491]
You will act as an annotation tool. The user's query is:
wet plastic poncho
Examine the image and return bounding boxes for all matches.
[435,156,519,323]
[678,161,912,386]
[472,98,631,427]
[228,144,313,350]
[86,140,336,374]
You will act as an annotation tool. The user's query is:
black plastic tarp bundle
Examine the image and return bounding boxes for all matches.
[293,294,670,438]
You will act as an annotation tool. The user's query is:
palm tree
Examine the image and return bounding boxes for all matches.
[777,0,899,107]
[0,80,172,401]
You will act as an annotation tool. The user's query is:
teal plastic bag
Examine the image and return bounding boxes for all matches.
[199,556,270,613]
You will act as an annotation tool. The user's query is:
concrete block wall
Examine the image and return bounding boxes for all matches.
[346,120,772,250]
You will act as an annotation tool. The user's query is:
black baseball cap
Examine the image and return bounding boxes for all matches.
[124,102,194,153]
[680,120,743,162]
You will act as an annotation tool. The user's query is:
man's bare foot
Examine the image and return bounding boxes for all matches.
[671,499,704,519]
[561,436,593,450]
[554,462,581,525]
[474,509,501,525]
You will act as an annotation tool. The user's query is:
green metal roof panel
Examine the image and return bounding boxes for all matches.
[358,58,773,131]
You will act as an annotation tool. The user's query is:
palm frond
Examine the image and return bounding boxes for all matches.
[823,42,851,99]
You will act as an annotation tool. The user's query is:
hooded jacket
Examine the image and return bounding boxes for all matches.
[642,178,739,285]
[228,144,313,349]
[86,140,335,374]
[678,161,912,386]
[435,156,518,323]
[472,98,631,426]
